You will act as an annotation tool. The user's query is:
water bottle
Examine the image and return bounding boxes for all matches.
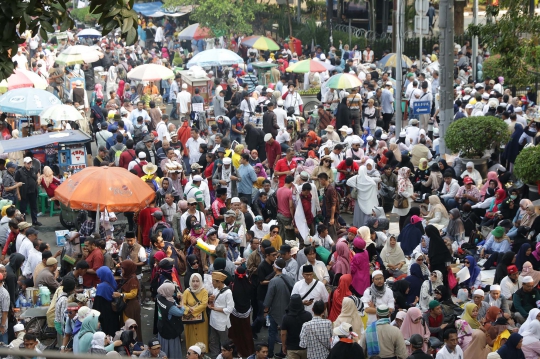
[36,296,41,307]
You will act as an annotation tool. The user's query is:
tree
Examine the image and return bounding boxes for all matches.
[0,0,138,81]
[470,0,540,88]
[164,0,264,36]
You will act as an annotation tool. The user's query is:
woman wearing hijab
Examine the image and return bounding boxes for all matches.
[398,155,415,174]
[407,252,430,278]
[184,254,203,292]
[462,255,482,290]
[438,159,455,178]
[78,310,101,353]
[334,297,364,343]
[393,167,416,231]
[400,307,431,354]
[497,333,525,359]
[347,166,379,228]
[336,95,351,130]
[404,263,424,305]
[413,158,430,190]
[182,273,208,349]
[424,195,450,227]
[380,235,406,278]
[113,260,143,341]
[39,166,61,199]
[474,188,508,227]
[461,162,483,187]
[481,171,503,199]
[520,261,540,286]
[329,274,353,321]
[483,306,503,329]
[494,252,516,285]
[516,244,533,271]
[350,238,370,296]
[418,163,442,194]
[332,241,351,277]
[447,208,465,243]
[419,271,443,312]
[93,266,120,336]
[389,142,402,162]
[503,123,525,171]
[228,267,255,357]
[253,163,268,179]
[426,225,453,287]
[156,282,184,359]
[90,332,119,354]
[520,320,540,359]
[464,329,492,358]
[462,302,482,330]
[393,280,416,310]
[398,215,425,256]
[454,319,474,351]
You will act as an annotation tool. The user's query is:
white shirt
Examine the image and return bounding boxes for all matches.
[186,137,206,164]
[500,275,522,300]
[283,92,303,115]
[406,126,421,145]
[436,345,463,359]
[129,109,150,125]
[291,279,329,315]
[250,223,270,239]
[329,151,344,169]
[177,90,192,114]
[154,27,165,42]
[188,176,211,209]
[15,233,26,252]
[363,50,374,63]
[276,129,291,144]
[155,121,169,142]
[22,247,41,278]
[274,107,288,130]
[19,237,33,261]
[361,286,395,324]
[179,210,206,233]
[209,287,234,331]
[239,98,258,120]
[12,54,28,70]
[218,222,246,246]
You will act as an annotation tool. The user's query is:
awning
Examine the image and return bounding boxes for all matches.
[0,130,91,153]
[133,1,192,17]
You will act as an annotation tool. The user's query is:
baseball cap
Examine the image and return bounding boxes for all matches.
[279,244,292,254]
[192,175,203,182]
[138,152,146,159]
[507,265,518,275]
[463,177,473,184]
[23,157,32,163]
[151,211,163,219]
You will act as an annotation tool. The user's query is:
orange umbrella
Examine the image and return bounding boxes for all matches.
[55,167,155,212]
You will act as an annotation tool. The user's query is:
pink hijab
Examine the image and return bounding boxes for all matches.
[532,242,540,262]
[94,83,104,99]
[332,241,351,275]
[480,171,502,196]
[400,307,431,354]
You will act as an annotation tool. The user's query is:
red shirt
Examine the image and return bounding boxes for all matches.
[83,248,104,287]
[138,207,159,246]
[276,186,293,218]
[300,193,314,225]
[336,160,359,181]
[2,232,16,256]
[204,162,215,191]
[119,149,137,169]
[274,158,297,187]
[265,140,282,170]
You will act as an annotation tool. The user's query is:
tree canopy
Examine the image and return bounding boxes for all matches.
[163,0,263,36]
[0,0,138,81]
[469,0,540,87]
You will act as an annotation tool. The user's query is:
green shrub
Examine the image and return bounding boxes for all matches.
[444,116,510,158]
[514,145,540,185]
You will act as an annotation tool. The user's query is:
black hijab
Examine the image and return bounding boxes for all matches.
[426,225,452,265]
[399,155,415,172]
[494,251,516,284]
[231,266,251,313]
[286,294,307,317]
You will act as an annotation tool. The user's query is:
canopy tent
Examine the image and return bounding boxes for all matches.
[0,130,91,154]
[133,2,192,17]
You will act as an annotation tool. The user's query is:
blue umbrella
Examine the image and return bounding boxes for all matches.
[0,88,61,116]
[378,53,413,68]
[186,49,244,68]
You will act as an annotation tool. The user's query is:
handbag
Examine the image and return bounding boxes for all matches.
[393,193,409,209]
[111,295,126,313]
[182,289,205,324]
[350,176,359,199]
[447,268,458,290]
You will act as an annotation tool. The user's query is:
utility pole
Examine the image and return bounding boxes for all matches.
[472,0,478,81]
[438,0,454,155]
[395,0,404,135]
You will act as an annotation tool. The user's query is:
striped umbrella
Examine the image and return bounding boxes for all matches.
[240,35,280,51]
[56,45,102,65]
[178,23,211,40]
[286,59,334,73]
[378,53,413,68]
[326,73,363,89]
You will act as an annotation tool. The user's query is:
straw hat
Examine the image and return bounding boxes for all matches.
[142,163,158,175]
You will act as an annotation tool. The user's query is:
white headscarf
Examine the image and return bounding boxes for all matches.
[348,166,378,215]
[91,331,106,350]
[519,308,540,334]
[523,319,540,345]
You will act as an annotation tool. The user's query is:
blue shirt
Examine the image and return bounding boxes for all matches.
[237,164,257,195]
[137,26,146,41]
[483,237,511,253]
[381,89,394,114]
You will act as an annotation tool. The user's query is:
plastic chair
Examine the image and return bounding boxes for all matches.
[38,192,48,214]
[49,200,61,217]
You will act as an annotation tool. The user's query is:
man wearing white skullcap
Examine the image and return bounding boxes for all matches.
[513,275,540,324]
[484,284,511,319]
[361,270,395,325]
[470,289,490,321]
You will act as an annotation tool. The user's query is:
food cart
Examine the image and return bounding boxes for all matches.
[252,62,279,86]
[179,70,213,104]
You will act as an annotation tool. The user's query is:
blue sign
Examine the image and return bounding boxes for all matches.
[413,101,431,115]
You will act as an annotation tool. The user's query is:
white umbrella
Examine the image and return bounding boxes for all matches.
[77,29,102,37]
[40,104,84,123]
[127,64,175,82]
[56,45,102,65]
[186,49,244,68]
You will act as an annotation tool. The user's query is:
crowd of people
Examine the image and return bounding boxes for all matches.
[2,10,540,359]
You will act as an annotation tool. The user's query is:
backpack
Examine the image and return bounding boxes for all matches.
[267,191,278,217]
[114,145,126,166]
[117,64,128,82]
[133,125,145,144]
